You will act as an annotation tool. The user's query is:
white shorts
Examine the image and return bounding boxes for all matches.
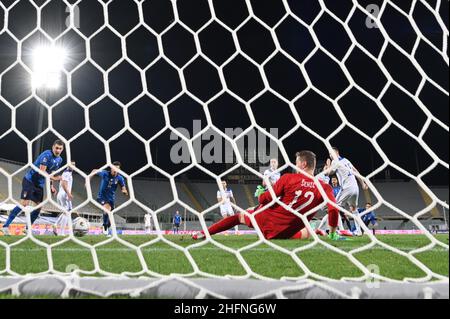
[57,192,72,211]
[336,187,359,210]
[220,204,234,217]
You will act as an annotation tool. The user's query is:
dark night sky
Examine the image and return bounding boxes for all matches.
[0,0,448,186]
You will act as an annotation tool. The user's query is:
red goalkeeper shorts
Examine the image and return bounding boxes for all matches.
[243,206,307,240]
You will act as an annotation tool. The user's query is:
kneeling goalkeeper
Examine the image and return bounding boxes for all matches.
[193,151,341,241]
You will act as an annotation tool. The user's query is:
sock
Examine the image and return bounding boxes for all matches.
[60,214,69,235]
[345,219,352,230]
[340,214,351,230]
[54,214,63,234]
[3,206,23,228]
[103,213,109,231]
[207,215,240,236]
[30,209,41,225]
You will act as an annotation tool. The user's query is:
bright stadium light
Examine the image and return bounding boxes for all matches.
[31,46,67,90]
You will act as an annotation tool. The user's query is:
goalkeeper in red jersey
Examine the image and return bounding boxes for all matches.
[193,151,341,241]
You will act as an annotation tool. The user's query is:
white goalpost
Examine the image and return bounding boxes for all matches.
[0,0,448,298]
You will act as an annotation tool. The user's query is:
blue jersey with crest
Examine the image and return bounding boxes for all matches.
[25,150,63,188]
[97,170,126,203]
[358,208,377,224]
[173,214,182,225]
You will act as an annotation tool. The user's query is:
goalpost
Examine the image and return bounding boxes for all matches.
[0,0,448,298]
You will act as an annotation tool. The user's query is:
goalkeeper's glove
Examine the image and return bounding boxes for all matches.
[254,185,265,198]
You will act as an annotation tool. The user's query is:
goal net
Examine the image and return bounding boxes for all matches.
[0,0,448,299]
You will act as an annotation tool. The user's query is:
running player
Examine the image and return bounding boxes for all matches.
[1,140,64,236]
[90,162,128,236]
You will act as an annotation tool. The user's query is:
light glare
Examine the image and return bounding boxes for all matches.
[32,46,67,90]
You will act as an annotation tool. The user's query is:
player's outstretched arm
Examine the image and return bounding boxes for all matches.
[86,169,101,189]
[61,179,73,201]
[89,169,101,176]
[258,175,285,205]
[352,167,368,190]
[323,158,337,176]
[39,162,60,194]
[49,174,62,182]
[322,158,331,174]
[38,164,59,183]
[118,176,128,196]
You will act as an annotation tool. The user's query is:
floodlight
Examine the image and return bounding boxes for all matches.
[31,46,67,90]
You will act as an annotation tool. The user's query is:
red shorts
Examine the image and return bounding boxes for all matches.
[244,206,307,240]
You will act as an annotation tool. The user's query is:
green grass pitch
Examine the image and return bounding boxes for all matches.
[0,234,448,281]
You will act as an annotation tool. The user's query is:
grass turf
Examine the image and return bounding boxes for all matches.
[0,234,447,280]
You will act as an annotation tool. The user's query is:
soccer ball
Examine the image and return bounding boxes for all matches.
[73,217,90,237]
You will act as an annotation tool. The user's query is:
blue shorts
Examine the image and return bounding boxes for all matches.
[21,177,44,203]
[97,198,115,211]
[362,213,377,226]
[174,223,180,228]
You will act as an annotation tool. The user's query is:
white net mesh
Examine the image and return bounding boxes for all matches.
[0,0,448,298]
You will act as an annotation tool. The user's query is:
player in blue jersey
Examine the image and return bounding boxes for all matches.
[331,176,341,198]
[354,202,378,235]
[0,140,65,236]
[172,210,182,234]
[90,161,128,236]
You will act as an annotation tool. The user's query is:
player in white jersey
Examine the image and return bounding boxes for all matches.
[329,147,368,209]
[53,162,75,236]
[321,148,368,234]
[263,159,281,188]
[217,181,236,217]
[255,159,281,199]
[217,180,238,233]
[144,212,153,234]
